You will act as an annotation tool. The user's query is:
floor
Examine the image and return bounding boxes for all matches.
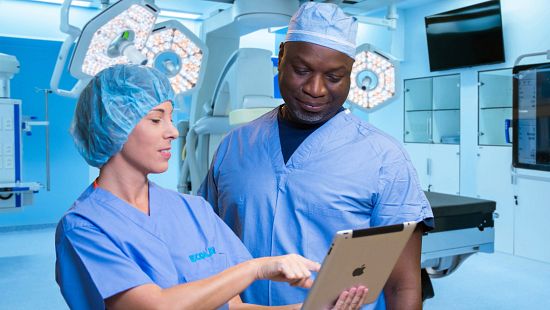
[1,227,549,309]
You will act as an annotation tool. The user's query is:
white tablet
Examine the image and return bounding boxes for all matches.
[302,221,417,310]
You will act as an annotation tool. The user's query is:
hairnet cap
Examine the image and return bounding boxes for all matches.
[285,2,358,59]
[70,64,175,168]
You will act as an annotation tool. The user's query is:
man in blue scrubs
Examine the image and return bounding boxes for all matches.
[200,2,434,309]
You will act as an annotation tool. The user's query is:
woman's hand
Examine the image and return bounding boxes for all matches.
[329,286,368,310]
[253,254,321,288]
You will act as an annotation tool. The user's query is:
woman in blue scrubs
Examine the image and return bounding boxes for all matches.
[55,64,366,310]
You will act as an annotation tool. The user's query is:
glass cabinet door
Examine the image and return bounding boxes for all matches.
[405,111,432,143]
[478,68,513,146]
[404,74,460,144]
[404,78,432,111]
[433,75,460,110]
[433,75,460,143]
[404,78,432,143]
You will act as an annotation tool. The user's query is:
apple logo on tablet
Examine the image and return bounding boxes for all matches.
[352,264,366,277]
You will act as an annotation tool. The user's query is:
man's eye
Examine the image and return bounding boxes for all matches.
[294,68,309,75]
[151,119,161,124]
[327,75,342,82]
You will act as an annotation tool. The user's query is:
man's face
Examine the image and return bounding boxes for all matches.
[277,41,354,124]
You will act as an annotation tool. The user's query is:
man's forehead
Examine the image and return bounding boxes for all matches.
[284,42,354,68]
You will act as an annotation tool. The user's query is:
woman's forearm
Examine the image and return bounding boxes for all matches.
[161,259,260,309]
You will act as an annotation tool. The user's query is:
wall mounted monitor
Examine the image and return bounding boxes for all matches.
[425,0,505,71]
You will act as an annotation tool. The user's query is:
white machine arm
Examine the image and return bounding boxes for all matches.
[50,0,90,98]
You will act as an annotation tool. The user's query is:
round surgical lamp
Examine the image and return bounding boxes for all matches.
[143,20,208,95]
[347,44,397,110]
[69,0,159,79]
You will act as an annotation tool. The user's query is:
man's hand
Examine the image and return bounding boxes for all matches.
[329,286,368,310]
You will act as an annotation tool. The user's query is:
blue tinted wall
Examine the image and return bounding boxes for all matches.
[0,36,88,227]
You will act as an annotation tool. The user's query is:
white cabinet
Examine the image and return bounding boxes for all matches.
[404,143,430,190]
[405,143,460,195]
[475,136,550,263]
[475,146,514,254]
[404,74,460,195]
[514,172,550,262]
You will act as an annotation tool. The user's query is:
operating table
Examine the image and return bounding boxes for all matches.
[420,191,496,299]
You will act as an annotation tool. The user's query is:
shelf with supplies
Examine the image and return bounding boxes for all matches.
[478,68,513,146]
[404,74,460,144]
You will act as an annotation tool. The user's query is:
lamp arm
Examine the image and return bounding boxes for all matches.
[49,0,86,97]
[61,0,81,37]
[355,4,398,30]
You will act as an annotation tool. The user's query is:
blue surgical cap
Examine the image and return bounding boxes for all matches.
[70,64,175,168]
[285,2,358,59]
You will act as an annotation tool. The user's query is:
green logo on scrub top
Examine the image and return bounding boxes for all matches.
[189,247,216,262]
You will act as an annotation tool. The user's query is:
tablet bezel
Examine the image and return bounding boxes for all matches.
[302,221,417,310]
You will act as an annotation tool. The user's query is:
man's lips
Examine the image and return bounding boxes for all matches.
[296,99,326,112]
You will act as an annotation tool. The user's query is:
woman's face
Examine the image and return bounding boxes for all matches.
[118,100,179,175]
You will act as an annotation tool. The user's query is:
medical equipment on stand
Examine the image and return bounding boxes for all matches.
[179,0,298,194]
[0,53,43,210]
[179,48,283,193]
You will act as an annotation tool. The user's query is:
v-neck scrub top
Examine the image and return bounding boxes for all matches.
[55,182,251,310]
[200,108,434,309]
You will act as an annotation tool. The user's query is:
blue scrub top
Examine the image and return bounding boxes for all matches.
[200,108,434,309]
[56,182,251,310]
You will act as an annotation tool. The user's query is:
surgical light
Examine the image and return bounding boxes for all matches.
[347,44,397,110]
[69,0,158,79]
[143,20,207,95]
[51,0,207,98]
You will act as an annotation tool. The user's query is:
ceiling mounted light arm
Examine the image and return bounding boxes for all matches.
[354,4,398,30]
[347,43,398,111]
[50,0,85,97]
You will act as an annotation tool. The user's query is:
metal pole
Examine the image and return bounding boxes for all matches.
[45,90,51,191]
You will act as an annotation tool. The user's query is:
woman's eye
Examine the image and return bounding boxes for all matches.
[151,119,161,124]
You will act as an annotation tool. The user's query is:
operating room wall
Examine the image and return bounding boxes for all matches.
[0,1,201,227]
[367,0,550,196]
[0,36,89,228]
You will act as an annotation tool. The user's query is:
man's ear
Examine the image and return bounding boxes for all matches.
[277,42,285,71]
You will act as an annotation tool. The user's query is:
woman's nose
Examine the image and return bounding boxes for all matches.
[166,122,179,140]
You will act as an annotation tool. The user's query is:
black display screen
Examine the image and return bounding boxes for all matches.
[513,62,550,171]
[425,0,505,71]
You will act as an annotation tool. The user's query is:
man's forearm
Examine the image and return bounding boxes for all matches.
[384,286,422,310]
